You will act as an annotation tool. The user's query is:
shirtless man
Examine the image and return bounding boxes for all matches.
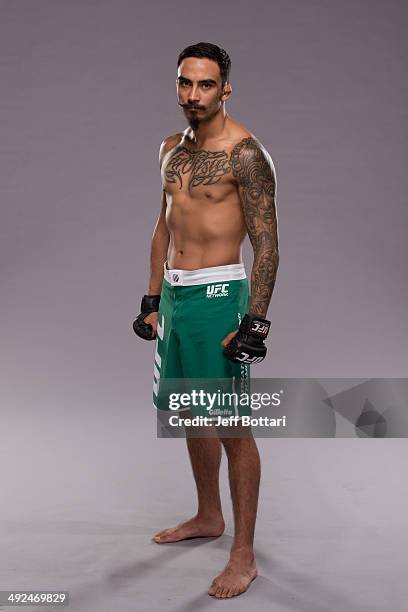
[133,42,279,598]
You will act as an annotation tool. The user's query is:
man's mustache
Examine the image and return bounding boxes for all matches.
[178,102,205,110]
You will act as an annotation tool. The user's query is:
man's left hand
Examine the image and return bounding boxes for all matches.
[221,313,271,364]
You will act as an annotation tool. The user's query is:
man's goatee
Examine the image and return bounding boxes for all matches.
[188,117,200,130]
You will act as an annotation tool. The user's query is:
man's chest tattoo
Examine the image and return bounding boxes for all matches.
[164,146,231,189]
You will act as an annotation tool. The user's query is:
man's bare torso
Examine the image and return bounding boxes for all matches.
[161,118,253,270]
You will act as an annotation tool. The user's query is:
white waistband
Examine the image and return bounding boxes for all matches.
[163,261,246,286]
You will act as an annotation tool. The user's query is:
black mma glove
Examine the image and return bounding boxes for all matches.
[132,294,160,340]
[223,313,270,364]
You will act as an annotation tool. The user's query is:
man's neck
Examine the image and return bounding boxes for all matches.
[189,107,228,148]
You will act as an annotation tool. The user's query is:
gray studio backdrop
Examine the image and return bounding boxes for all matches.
[2,1,407,407]
[1,0,407,486]
[1,0,407,460]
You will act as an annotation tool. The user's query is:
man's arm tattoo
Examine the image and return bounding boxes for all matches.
[231,137,279,318]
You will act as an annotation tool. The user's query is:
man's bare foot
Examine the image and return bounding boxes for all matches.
[208,547,258,598]
[152,514,225,544]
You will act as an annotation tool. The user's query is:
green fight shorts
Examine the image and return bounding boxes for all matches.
[152,262,252,420]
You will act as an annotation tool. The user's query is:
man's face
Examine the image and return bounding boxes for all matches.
[176,57,228,130]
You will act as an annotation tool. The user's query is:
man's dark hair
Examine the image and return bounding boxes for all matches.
[177,42,231,85]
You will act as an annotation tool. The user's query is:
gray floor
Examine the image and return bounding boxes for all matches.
[1,402,406,612]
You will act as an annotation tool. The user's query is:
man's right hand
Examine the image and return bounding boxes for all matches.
[132,295,160,340]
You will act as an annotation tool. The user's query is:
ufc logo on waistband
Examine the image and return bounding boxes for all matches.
[206,283,229,298]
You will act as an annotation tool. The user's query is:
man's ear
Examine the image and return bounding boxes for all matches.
[221,82,232,102]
